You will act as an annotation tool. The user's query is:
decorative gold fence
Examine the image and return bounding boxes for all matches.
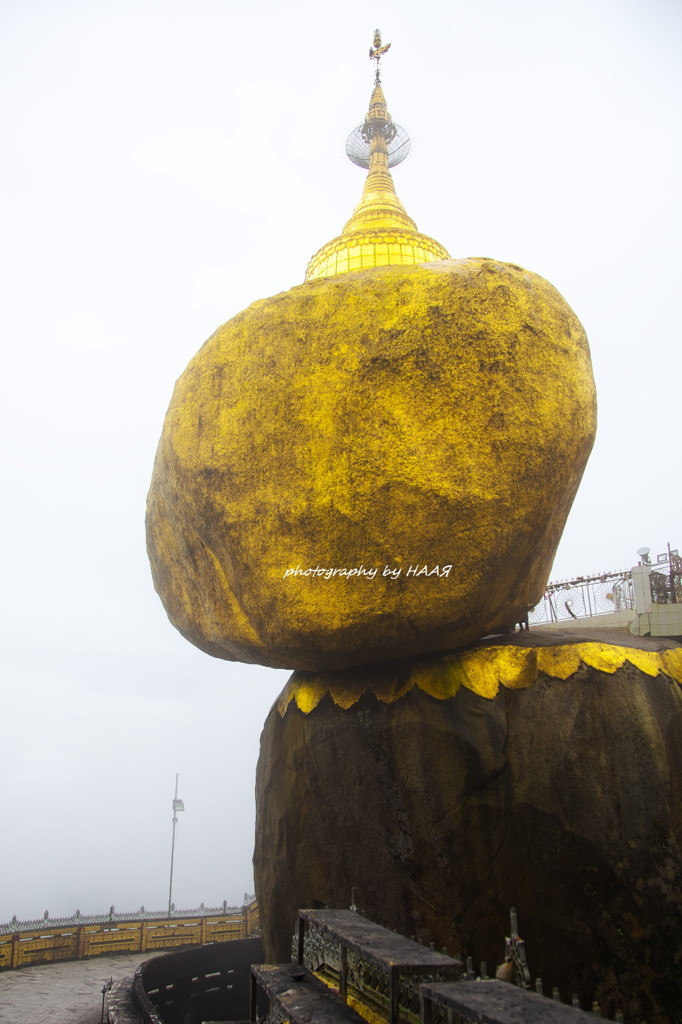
[0,900,259,970]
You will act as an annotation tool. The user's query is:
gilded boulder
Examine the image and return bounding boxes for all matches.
[146,258,596,670]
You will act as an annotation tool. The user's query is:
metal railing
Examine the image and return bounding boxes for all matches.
[530,546,681,627]
[450,909,622,1022]
[529,570,635,626]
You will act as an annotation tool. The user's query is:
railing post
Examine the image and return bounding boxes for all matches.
[250,971,258,1022]
[340,944,348,1002]
[76,925,86,959]
[10,933,19,969]
[296,915,306,965]
[389,965,399,1024]
[140,920,148,952]
[631,565,653,613]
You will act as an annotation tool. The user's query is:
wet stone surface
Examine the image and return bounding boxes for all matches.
[0,951,158,1024]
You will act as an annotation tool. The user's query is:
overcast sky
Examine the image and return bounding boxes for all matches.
[0,0,680,924]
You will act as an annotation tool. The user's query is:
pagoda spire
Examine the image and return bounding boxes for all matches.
[305,30,449,282]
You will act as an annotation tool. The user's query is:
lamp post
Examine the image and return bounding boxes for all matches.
[168,774,184,918]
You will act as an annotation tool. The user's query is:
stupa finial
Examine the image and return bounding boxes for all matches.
[369,28,391,83]
[304,31,449,282]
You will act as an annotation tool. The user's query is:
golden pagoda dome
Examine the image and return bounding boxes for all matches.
[305,32,450,281]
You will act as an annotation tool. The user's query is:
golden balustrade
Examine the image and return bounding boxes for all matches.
[0,900,259,970]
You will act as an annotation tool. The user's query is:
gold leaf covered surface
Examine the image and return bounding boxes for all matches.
[146,258,596,671]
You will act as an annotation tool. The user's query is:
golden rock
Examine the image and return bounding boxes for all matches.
[146,257,596,670]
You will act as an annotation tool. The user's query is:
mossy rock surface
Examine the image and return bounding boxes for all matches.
[147,258,596,670]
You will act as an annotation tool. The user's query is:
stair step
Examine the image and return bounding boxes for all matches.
[251,963,368,1024]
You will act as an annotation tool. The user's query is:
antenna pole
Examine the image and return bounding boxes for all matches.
[669,541,678,604]
[168,774,182,918]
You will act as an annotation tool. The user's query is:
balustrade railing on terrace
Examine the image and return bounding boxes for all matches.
[295,907,462,1024]
[529,547,681,627]
[0,898,259,970]
[284,908,622,1023]
[529,570,635,626]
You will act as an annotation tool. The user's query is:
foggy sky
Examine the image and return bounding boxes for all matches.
[0,0,680,923]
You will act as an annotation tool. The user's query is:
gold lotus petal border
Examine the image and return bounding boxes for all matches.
[277,643,682,716]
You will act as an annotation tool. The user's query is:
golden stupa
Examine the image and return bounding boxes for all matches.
[146,32,597,672]
[306,32,449,280]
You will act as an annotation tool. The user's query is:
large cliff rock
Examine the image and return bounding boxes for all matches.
[146,258,595,671]
[254,631,682,1022]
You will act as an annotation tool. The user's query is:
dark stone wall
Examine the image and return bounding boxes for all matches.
[254,652,682,1022]
[135,937,264,1024]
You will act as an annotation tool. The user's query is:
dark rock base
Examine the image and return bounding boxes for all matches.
[254,637,682,1023]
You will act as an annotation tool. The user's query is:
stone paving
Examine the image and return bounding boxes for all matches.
[0,951,159,1024]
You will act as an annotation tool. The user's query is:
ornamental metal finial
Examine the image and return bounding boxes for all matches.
[303,31,450,281]
[369,28,391,81]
